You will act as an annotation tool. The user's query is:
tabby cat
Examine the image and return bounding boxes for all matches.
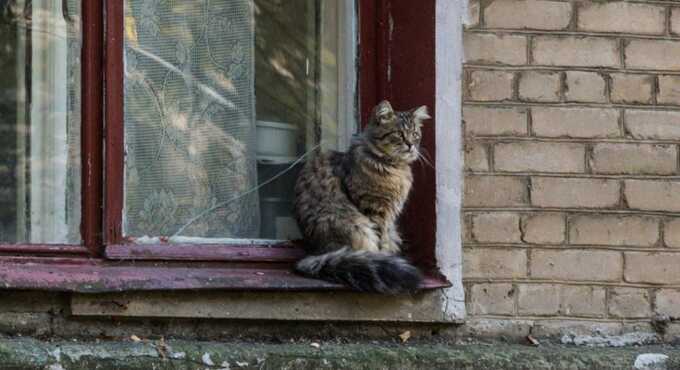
[294,100,430,294]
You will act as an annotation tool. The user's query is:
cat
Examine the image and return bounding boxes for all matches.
[293,100,430,294]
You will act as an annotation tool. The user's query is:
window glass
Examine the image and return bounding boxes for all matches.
[123,0,356,242]
[0,0,82,244]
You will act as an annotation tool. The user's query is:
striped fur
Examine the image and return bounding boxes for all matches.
[294,101,430,294]
[295,248,422,294]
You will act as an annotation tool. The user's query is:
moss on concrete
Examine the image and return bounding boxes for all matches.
[0,338,677,369]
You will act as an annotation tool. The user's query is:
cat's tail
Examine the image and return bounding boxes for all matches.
[294,247,422,294]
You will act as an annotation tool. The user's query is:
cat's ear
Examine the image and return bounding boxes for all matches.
[411,105,431,126]
[374,100,395,125]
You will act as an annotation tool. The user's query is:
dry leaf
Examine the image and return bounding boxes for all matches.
[399,331,412,343]
[130,335,142,342]
[527,335,540,346]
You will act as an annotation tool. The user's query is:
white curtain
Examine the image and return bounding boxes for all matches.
[13,0,81,244]
[123,0,259,239]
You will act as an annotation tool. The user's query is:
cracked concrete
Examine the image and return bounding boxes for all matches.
[0,338,677,370]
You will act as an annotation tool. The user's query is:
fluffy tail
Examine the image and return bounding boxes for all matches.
[294,247,422,294]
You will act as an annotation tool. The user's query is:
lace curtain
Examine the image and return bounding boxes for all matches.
[123,0,259,239]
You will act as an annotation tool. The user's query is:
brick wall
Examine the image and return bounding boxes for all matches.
[463,0,680,338]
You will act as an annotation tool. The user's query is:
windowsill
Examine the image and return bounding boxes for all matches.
[0,256,450,293]
[105,242,305,262]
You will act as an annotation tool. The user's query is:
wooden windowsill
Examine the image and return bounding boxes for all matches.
[0,256,450,293]
[105,243,305,262]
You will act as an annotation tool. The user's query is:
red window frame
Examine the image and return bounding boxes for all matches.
[0,0,448,292]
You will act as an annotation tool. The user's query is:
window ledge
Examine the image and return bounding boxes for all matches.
[105,243,305,262]
[0,257,450,293]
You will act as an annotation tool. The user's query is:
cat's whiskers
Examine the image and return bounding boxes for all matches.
[416,148,434,169]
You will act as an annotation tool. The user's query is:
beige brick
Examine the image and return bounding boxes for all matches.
[658,75,680,105]
[656,289,680,319]
[521,213,565,244]
[464,176,528,207]
[494,142,585,173]
[467,70,514,101]
[466,0,480,29]
[463,248,527,279]
[532,107,620,139]
[664,218,680,248]
[568,215,659,247]
[531,177,620,209]
[626,40,680,70]
[464,33,527,65]
[518,71,560,102]
[672,8,680,36]
[564,71,607,103]
[463,214,474,243]
[484,0,571,30]
[608,288,652,319]
[472,213,521,243]
[533,37,620,68]
[560,286,606,318]
[531,250,623,281]
[625,180,680,212]
[610,73,654,104]
[625,252,680,284]
[463,106,528,136]
[591,143,677,175]
[469,283,515,315]
[464,143,489,172]
[517,284,560,316]
[578,2,665,35]
[625,110,680,140]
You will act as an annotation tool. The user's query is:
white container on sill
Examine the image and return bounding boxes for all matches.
[255,120,299,159]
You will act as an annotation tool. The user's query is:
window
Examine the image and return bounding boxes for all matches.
[120,0,356,243]
[0,0,460,319]
[0,0,81,244]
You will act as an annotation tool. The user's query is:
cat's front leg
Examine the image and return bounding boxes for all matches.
[379,223,402,254]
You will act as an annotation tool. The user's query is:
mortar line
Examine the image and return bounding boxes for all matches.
[467,28,680,41]
[464,64,680,76]
[463,243,680,253]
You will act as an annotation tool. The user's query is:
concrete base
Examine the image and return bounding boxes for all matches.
[0,338,679,369]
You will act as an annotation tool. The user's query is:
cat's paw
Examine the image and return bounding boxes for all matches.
[379,239,401,254]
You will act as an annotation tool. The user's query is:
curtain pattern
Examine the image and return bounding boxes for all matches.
[123,0,259,239]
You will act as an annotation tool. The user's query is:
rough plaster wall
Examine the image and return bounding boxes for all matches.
[462,0,680,340]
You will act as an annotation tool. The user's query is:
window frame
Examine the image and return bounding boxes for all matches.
[103,0,442,271]
[0,0,101,257]
[0,0,458,299]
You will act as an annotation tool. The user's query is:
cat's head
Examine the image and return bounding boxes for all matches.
[366,100,430,163]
